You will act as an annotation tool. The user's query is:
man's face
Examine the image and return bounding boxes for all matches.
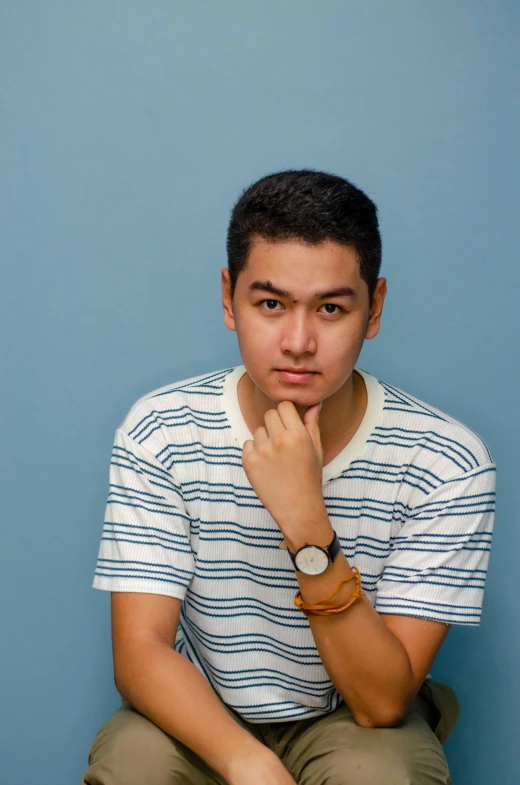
[222,237,385,408]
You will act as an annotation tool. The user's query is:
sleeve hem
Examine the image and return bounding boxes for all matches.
[375,601,481,626]
[93,576,187,602]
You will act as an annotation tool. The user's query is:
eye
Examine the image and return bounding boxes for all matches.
[260,299,283,311]
[319,303,344,315]
[258,300,345,315]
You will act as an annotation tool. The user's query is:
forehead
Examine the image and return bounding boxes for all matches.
[243,237,361,286]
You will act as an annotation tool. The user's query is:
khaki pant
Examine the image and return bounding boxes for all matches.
[81,679,459,785]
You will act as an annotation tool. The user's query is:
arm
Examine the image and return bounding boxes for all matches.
[100,424,297,784]
[242,401,434,726]
[241,402,492,727]
[112,592,297,785]
[284,522,450,727]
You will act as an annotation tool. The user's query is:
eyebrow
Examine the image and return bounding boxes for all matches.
[249,280,358,302]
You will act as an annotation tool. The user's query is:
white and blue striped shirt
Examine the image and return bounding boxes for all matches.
[93,365,496,722]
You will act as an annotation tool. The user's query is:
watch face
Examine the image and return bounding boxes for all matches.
[295,546,329,575]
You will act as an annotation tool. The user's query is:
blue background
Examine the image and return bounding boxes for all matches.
[1,2,518,783]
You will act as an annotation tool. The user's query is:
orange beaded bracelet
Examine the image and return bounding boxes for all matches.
[294,566,364,616]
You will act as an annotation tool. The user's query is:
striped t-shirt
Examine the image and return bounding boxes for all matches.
[93,364,496,722]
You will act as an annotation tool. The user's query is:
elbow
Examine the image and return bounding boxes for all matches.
[113,652,134,699]
[113,667,126,698]
[354,713,403,729]
[113,654,138,700]
[353,704,406,729]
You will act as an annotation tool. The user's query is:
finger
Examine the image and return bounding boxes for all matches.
[252,424,269,447]
[303,403,323,456]
[263,407,286,439]
[302,401,321,427]
[242,439,255,462]
[276,400,305,431]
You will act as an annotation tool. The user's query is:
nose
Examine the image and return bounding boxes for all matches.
[279,310,317,357]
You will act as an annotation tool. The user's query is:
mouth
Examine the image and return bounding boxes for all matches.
[275,369,317,383]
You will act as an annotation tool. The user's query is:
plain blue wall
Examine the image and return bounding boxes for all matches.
[1,2,518,783]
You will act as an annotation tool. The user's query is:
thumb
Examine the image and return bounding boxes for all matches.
[303,402,323,456]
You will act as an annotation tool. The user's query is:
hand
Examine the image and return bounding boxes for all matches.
[241,400,326,537]
[226,747,298,785]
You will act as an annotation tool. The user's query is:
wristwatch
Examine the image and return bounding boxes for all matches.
[287,530,341,575]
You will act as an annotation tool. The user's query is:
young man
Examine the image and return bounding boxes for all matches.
[82,170,495,785]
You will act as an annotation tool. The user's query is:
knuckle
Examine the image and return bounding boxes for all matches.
[243,451,256,469]
[258,442,271,458]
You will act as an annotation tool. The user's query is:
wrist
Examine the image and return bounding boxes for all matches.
[282,513,333,554]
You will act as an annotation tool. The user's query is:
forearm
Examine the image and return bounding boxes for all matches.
[286,524,414,726]
[115,637,269,782]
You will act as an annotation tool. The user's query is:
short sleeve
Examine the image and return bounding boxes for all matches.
[375,463,496,626]
[93,427,195,601]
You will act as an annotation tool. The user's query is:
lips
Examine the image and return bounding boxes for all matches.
[277,368,316,374]
[276,368,316,383]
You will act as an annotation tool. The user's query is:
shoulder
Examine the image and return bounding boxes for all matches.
[116,365,236,445]
[371,373,494,477]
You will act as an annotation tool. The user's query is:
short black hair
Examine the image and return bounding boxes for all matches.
[226,169,382,304]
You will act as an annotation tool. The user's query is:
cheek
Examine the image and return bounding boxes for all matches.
[320,345,358,382]
[341,315,368,349]
[322,319,364,354]
[239,313,280,345]
[235,317,276,360]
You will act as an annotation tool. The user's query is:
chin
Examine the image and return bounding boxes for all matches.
[277,396,316,408]
[267,384,318,407]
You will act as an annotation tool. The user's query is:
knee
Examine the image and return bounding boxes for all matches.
[300,743,450,785]
[300,748,407,785]
[340,746,413,785]
[84,706,184,785]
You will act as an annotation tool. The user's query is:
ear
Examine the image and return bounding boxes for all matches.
[221,268,237,332]
[365,277,387,340]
